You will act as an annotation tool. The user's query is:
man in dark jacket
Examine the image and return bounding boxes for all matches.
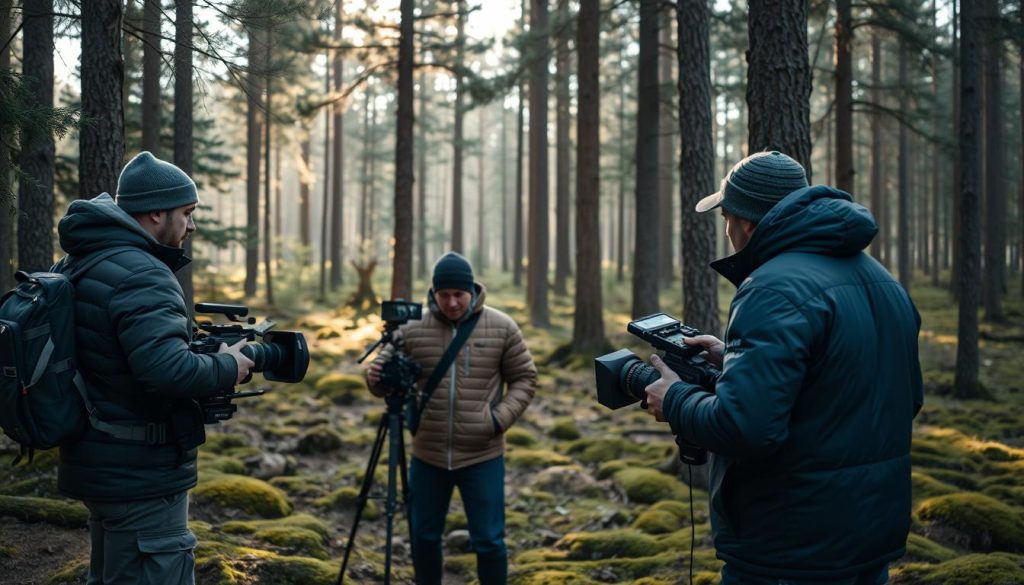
[644,151,923,585]
[53,151,253,585]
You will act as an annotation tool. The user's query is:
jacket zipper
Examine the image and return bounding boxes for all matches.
[448,325,457,470]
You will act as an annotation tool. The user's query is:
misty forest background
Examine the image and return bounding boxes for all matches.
[2,0,1024,584]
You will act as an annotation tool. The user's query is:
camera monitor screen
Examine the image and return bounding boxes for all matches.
[633,313,677,331]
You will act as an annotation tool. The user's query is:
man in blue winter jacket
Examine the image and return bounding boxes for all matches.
[644,151,923,585]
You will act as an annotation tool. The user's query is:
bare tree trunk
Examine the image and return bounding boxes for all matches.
[361,89,371,245]
[501,100,509,273]
[416,73,429,280]
[952,0,962,294]
[554,0,571,295]
[746,0,812,176]
[955,0,984,398]
[263,29,274,306]
[390,0,414,300]
[898,41,911,290]
[617,54,626,284]
[330,0,345,289]
[274,137,281,265]
[300,130,312,248]
[658,13,675,289]
[528,0,550,328]
[451,0,466,253]
[514,79,525,287]
[679,0,719,336]
[632,0,660,318]
[870,32,883,261]
[477,106,487,274]
[931,0,941,287]
[319,53,331,299]
[981,0,1005,321]
[572,0,606,354]
[141,0,161,155]
[0,0,13,288]
[244,26,263,297]
[1020,0,1023,298]
[80,0,125,198]
[834,0,853,193]
[174,0,193,314]
[19,0,55,272]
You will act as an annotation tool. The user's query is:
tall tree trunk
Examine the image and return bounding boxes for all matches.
[141,0,161,155]
[746,0,812,176]
[514,80,525,286]
[955,0,984,398]
[952,0,962,293]
[679,0,719,336]
[361,90,371,245]
[981,0,1005,321]
[658,14,675,288]
[477,107,487,274]
[319,50,331,299]
[416,73,429,280]
[1019,0,1023,298]
[834,0,853,193]
[931,0,941,286]
[553,0,571,296]
[391,0,414,300]
[528,0,550,328]
[244,26,263,297]
[330,0,345,289]
[632,0,660,318]
[617,55,626,284]
[501,99,509,273]
[572,0,605,353]
[174,0,193,314]
[80,0,125,198]
[898,41,911,290]
[0,0,12,288]
[451,0,466,253]
[870,32,883,261]
[18,0,55,272]
[263,29,274,306]
[300,130,312,248]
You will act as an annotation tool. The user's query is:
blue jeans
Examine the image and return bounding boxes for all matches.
[721,564,889,585]
[409,456,506,585]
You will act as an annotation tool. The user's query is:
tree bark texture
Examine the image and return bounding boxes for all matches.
[572,0,605,353]
[501,100,509,273]
[658,13,674,287]
[554,0,571,296]
[746,0,812,177]
[632,0,660,318]
[80,0,125,198]
[981,0,1004,321]
[897,41,911,290]
[18,0,55,272]
[451,0,466,254]
[319,54,331,299]
[834,0,853,193]
[514,80,525,287]
[391,0,415,301]
[869,33,883,262]
[528,0,550,327]
[678,0,719,336]
[142,0,161,155]
[954,0,983,398]
[299,132,311,248]
[263,29,274,306]
[0,0,12,288]
[416,74,428,280]
[476,107,486,274]
[174,0,193,314]
[330,0,345,289]
[244,26,263,297]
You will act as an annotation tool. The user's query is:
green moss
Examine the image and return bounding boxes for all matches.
[893,553,1024,584]
[193,474,293,518]
[507,447,572,468]
[268,476,326,497]
[446,511,468,531]
[916,493,1024,552]
[904,532,957,563]
[204,433,249,453]
[444,553,477,576]
[47,559,89,584]
[630,579,674,585]
[912,471,959,503]
[596,459,631,480]
[556,529,668,560]
[0,495,88,528]
[505,427,539,447]
[0,545,13,557]
[510,570,600,585]
[632,509,681,535]
[296,425,345,454]
[614,467,687,504]
[253,553,340,585]
[983,485,1024,507]
[252,526,328,559]
[918,467,979,490]
[198,453,247,475]
[222,513,330,538]
[569,437,643,464]
[313,486,380,520]
[314,372,367,404]
[549,418,581,441]
[0,477,50,496]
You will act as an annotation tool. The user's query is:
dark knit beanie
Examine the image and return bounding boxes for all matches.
[116,151,199,215]
[432,252,475,293]
[696,151,808,223]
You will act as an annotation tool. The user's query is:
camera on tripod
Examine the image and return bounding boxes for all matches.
[358,300,423,399]
[189,302,310,423]
[594,312,721,464]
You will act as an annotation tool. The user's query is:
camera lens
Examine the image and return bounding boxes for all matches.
[241,342,284,373]
[624,360,660,401]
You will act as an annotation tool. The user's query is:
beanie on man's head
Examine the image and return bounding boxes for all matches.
[432,252,475,293]
[115,151,199,215]
[695,151,809,223]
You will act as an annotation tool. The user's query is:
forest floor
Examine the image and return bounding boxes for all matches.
[3,269,1024,585]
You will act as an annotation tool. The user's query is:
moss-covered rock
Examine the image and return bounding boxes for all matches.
[596,459,631,480]
[507,448,572,469]
[569,437,644,464]
[444,553,477,576]
[204,432,250,454]
[505,427,539,447]
[251,526,328,559]
[892,552,1024,585]
[632,509,681,535]
[268,475,326,498]
[193,474,293,518]
[295,425,345,454]
[251,552,340,585]
[549,418,581,441]
[613,467,688,504]
[556,529,668,560]
[983,485,1024,507]
[47,559,89,584]
[912,471,959,503]
[532,465,599,496]
[0,495,88,528]
[630,578,674,585]
[313,486,380,520]
[222,513,330,538]
[198,453,248,476]
[510,570,600,585]
[904,532,957,563]
[916,492,1024,552]
[315,372,367,404]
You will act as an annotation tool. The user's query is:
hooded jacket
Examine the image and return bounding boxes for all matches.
[371,284,537,470]
[663,186,923,579]
[52,194,237,501]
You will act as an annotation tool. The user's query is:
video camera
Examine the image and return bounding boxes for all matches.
[594,312,721,465]
[189,302,310,423]
[358,300,423,399]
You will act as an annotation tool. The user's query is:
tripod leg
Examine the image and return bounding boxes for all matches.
[336,413,389,585]
[382,410,405,585]
[398,412,414,564]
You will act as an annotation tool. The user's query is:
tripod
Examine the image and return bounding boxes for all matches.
[337,329,417,585]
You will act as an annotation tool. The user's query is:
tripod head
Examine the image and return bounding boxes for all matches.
[359,301,424,413]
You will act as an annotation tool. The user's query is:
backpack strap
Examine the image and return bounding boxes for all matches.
[409,310,483,433]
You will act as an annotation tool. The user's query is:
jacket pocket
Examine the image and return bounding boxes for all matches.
[137,529,197,584]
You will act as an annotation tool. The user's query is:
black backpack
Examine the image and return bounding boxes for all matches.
[0,247,151,464]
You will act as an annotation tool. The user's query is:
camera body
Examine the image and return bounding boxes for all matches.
[189,302,310,423]
[594,312,721,465]
[359,300,424,401]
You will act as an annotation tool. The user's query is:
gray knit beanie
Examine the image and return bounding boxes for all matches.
[116,151,199,215]
[432,252,475,293]
[696,151,809,223]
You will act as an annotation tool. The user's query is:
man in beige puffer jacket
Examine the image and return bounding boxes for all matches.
[367,251,536,585]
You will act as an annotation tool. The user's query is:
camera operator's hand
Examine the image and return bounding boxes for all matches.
[219,340,255,385]
[644,354,681,422]
[683,334,725,369]
[367,362,383,388]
